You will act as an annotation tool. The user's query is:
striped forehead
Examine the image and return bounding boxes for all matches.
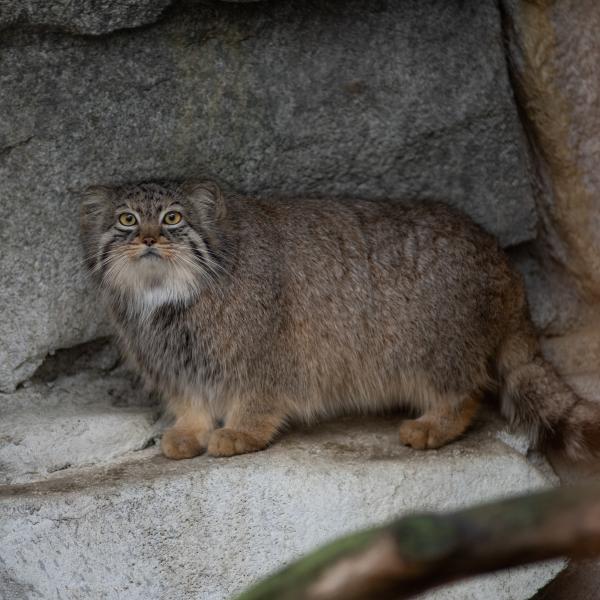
[119,185,180,216]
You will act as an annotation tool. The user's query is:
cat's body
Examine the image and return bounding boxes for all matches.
[81,181,600,459]
[116,196,508,423]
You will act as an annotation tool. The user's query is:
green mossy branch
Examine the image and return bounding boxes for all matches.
[234,483,600,600]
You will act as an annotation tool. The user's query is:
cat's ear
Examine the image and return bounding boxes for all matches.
[80,186,113,233]
[182,180,226,223]
[80,186,113,271]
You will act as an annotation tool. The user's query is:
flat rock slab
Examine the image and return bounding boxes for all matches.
[0,414,562,600]
[0,371,159,484]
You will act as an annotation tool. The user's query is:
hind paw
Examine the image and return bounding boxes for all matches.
[399,419,448,450]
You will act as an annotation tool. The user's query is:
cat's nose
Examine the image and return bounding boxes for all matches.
[142,237,156,246]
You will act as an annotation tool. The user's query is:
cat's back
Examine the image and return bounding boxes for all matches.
[229,194,515,337]
[231,195,508,283]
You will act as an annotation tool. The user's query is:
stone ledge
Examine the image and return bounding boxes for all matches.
[0,411,562,599]
[0,371,159,485]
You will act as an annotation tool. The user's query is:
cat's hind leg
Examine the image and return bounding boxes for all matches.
[398,393,480,450]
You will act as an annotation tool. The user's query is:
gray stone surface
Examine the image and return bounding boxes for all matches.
[0,0,536,392]
[0,0,174,35]
[509,246,584,336]
[0,413,562,600]
[0,370,159,484]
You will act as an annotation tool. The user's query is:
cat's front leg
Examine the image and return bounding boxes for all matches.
[207,397,286,457]
[161,403,214,460]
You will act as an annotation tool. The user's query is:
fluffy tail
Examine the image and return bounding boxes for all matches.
[498,327,600,460]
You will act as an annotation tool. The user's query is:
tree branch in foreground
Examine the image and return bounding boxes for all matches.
[233,483,600,600]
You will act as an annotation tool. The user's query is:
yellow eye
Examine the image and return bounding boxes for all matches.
[163,211,182,226]
[118,212,137,227]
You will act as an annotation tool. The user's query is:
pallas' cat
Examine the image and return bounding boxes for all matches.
[80,181,600,459]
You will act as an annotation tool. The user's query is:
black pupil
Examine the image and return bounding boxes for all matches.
[168,213,175,222]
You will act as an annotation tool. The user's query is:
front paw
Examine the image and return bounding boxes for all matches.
[207,428,268,457]
[161,427,207,460]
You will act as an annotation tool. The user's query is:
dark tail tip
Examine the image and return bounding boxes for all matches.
[548,397,600,461]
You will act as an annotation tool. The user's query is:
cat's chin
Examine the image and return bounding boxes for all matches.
[125,264,167,289]
[139,251,162,261]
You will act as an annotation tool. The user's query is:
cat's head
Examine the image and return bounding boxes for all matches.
[80,181,226,312]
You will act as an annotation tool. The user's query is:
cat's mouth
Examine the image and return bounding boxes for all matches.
[139,248,162,260]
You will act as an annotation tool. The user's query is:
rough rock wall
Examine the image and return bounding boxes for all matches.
[0,0,536,392]
[502,0,600,303]
[500,0,600,377]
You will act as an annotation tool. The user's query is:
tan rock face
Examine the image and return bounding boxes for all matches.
[504,0,600,302]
